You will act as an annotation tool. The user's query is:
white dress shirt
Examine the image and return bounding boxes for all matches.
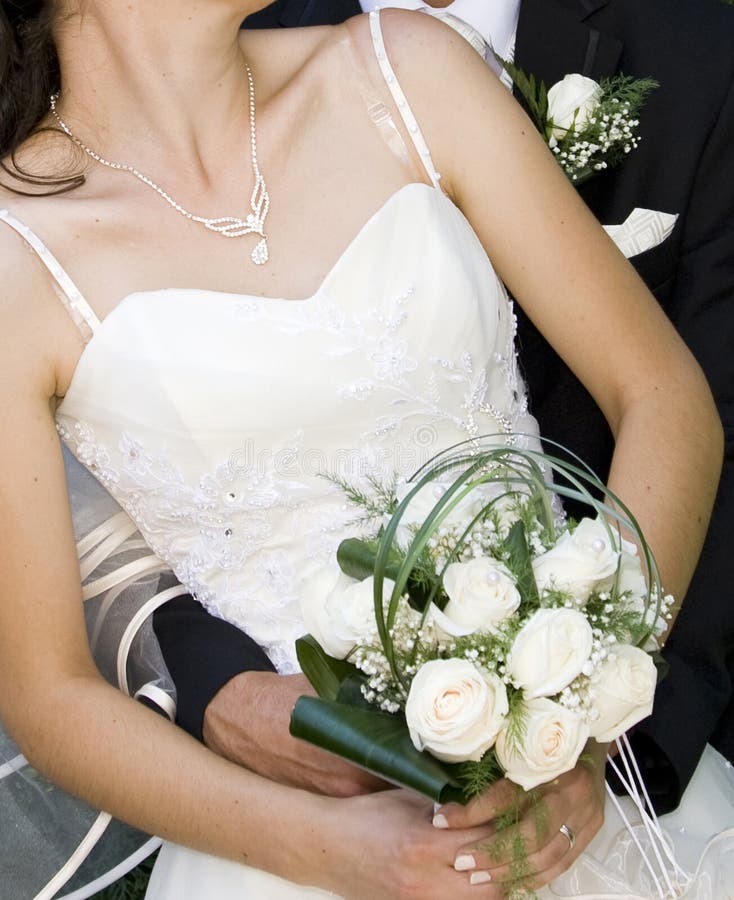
[359,0,521,66]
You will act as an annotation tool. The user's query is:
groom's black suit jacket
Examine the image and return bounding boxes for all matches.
[154,0,734,813]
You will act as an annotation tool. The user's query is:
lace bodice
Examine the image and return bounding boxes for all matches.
[1,12,540,673]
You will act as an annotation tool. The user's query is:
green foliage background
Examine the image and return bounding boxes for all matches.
[90,852,157,899]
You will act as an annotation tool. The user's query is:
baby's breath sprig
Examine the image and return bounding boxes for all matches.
[584,590,645,643]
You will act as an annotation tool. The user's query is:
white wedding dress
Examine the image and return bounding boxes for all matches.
[1,10,732,899]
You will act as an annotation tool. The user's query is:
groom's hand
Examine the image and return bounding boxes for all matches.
[202,670,386,796]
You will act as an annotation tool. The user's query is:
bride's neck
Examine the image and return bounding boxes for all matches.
[52,3,255,181]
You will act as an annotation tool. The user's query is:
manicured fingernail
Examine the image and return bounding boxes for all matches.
[432,813,449,829]
[454,854,476,871]
[470,871,492,885]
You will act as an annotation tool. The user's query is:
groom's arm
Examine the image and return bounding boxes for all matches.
[153,597,276,741]
[153,599,384,795]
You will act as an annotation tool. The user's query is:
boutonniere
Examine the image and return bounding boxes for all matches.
[499,61,658,185]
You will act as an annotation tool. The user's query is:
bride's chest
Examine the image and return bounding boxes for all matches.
[58,191,509,443]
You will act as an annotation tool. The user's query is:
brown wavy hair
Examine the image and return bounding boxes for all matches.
[0,1,82,194]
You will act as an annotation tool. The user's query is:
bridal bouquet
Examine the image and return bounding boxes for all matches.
[290,439,672,805]
[499,62,658,184]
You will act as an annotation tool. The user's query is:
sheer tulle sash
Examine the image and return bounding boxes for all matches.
[0,449,184,899]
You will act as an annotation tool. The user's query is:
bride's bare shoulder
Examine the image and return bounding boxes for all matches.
[238,19,346,71]
[0,197,44,312]
[0,194,81,398]
[238,15,384,90]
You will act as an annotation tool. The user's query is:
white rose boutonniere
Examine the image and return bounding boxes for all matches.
[497,58,658,184]
[405,658,509,763]
[507,607,593,698]
[496,697,590,791]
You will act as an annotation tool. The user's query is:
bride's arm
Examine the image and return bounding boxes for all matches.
[0,270,304,870]
[0,249,508,900]
[375,11,722,607]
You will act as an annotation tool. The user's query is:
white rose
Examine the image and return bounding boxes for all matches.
[507,608,593,698]
[496,697,589,790]
[547,73,602,141]
[300,568,394,660]
[532,517,620,603]
[589,644,657,742]
[489,492,526,533]
[434,558,521,636]
[406,659,509,763]
[599,540,664,647]
[611,540,648,600]
[392,480,479,547]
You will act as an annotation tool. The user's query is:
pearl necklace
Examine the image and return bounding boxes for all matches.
[49,64,270,265]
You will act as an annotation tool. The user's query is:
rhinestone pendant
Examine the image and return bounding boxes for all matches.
[251,238,269,265]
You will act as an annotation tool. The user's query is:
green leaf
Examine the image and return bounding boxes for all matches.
[336,537,436,614]
[337,538,380,581]
[295,635,358,701]
[494,55,549,136]
[337,537,408,581]
[290,696,466,804]
[336,673,374,709]
[537,78,549,123]
[503,521,540,608]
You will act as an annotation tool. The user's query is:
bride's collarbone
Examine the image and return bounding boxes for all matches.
[1,148,414,312]
[0,27,417,310]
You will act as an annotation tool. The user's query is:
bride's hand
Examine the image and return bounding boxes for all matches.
[203,670,386,796]
[316,788,524,899]
[431,741,608,891]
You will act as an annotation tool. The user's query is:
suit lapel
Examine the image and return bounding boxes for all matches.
[515,0,622,85]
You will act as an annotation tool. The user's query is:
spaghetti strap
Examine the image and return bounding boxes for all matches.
[368,10,442,190]
[0,208,101,340]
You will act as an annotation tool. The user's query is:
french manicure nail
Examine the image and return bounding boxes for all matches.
[432,813,449,829]
[454,854,476,871]
[470,871,492,885]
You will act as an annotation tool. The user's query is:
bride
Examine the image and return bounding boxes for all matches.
[0,0,726,897]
